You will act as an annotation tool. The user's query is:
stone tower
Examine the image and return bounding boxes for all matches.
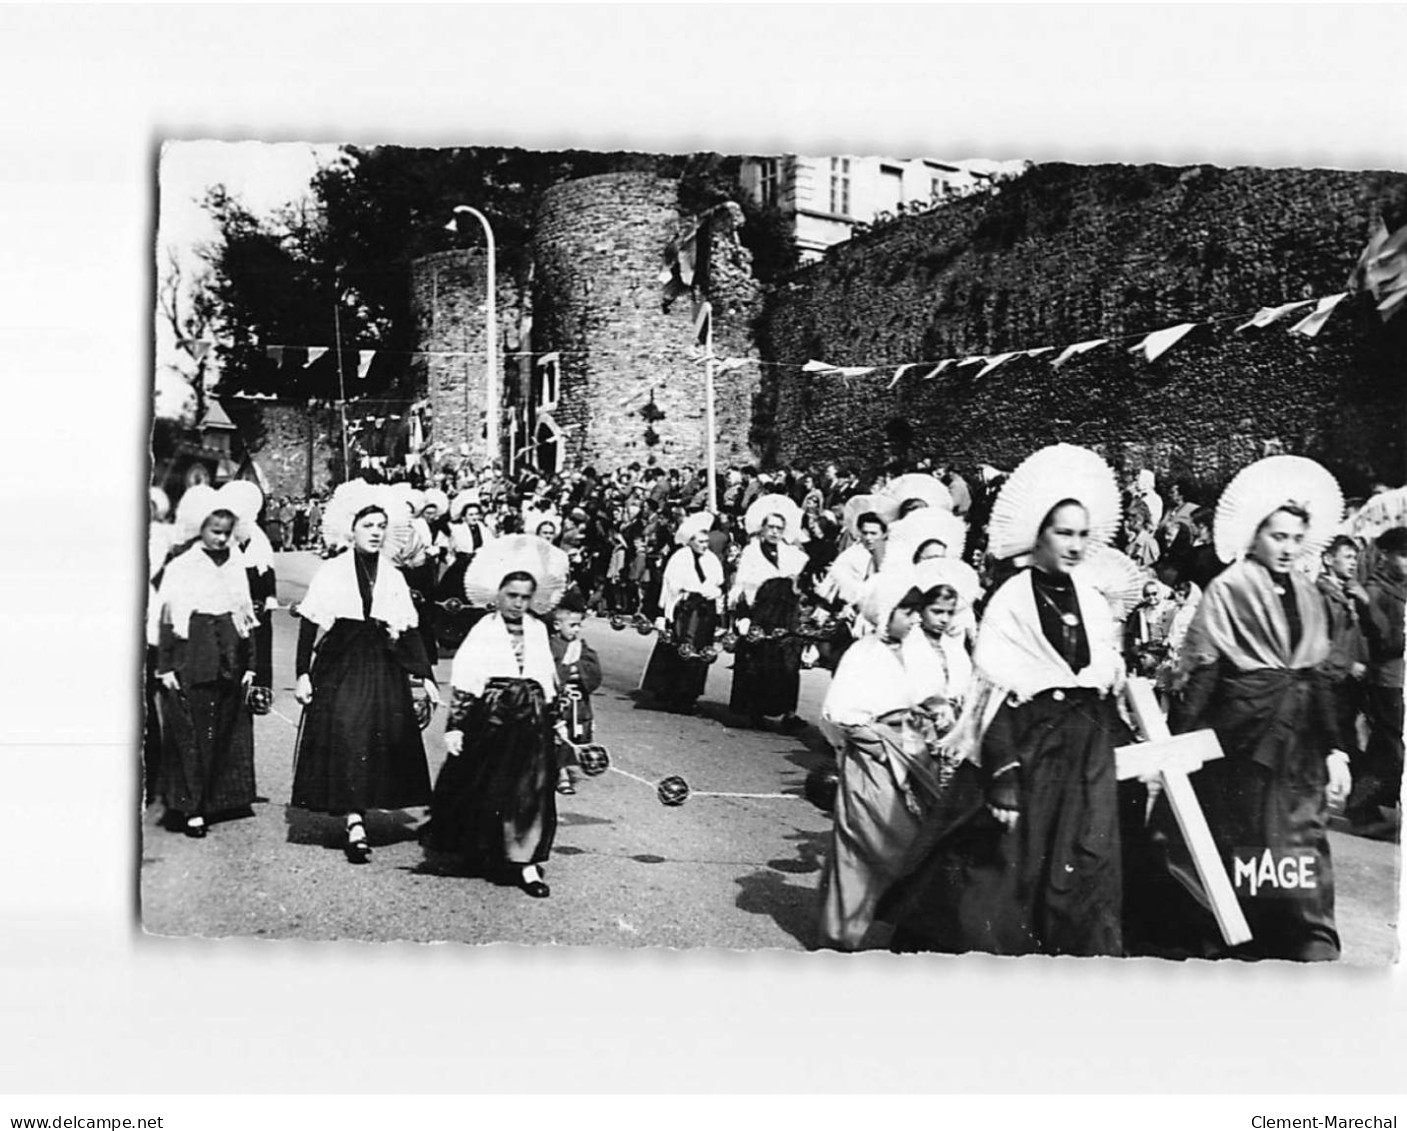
[531,171,761,475]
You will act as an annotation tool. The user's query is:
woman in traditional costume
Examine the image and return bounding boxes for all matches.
[146,487,175,804]
[217,481,278,701]
[290,482,440,864]
[1161,456,1351,961]
[878,444,1132,957]
[151,486,261,838]
[900,557,981,720]
[729,494,809,731]
[425,570,564,898]
[817,570,943,950]
[640,512,724,714]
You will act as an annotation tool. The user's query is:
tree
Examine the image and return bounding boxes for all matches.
[157,248,218,422]
[201,146,686,399]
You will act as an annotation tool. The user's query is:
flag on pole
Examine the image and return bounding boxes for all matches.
[1287,293,1347,338]
[1129,323,1198,363]
[692,299,712,347]
[1050,338,1108,369]
[306,346,329,366]
[357,350,376,379]
[1236,300,1315,331]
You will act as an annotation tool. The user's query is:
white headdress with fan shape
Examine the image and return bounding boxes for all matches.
[1076,542,1150,621]
[881,473,954,513]
[744,493,804,542]
[174,484,225,543]
[841,493,901,539]
[887,508,969,566]
[675,512,714,546]
[911,557,982,611]
[320,479,413,557]
[986,444,1122,562]
[858,566,921,630]
[1214,455,1344,566]
[463,534,572,615]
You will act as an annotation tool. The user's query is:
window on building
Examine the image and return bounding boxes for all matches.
[758,158,779,206]
[879,165,904,214]
[536,353,560,412]
[829,157,851,216]
[930,176,945,202]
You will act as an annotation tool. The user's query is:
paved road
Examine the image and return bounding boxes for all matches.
[140,552,1400,962]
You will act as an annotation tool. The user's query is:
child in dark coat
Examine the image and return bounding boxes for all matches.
[550,592,604,795]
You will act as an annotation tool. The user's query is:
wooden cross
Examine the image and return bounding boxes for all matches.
[1115,676,1253,948]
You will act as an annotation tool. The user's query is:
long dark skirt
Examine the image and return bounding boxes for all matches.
[880,690,1129,957]
[144,646,163,804]
[730,577,803,719]
[433,558,488,651]
[158,678,256,818]
[1134,667,1341,961]
[402,562,440,665]
[641,593,719,709]
[291,620,432,815]
[425,679,557,870]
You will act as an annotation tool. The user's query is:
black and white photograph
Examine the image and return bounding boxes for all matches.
[9,3,1407,1114]
[145,137,1404,962]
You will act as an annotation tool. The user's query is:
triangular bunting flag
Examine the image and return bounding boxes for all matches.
[1236,300,1316,331]
[536,351,561,368]
[1129,323,1198,363]
[182,339,212,363]
[1050,338,1108,368]
[923,360,956,379]
[1023,347,1055,359]
[802,359,836,373]
[265,346,285,365]
[1377,280,1407,321]
[1287,293,1347,338]
[714,357,754,374]
[357,350,376,379]
[832,366,876,379]
[976,351,1020,379]
[888,363,921,389]
[956,355,986,368]
[306,346,328,366]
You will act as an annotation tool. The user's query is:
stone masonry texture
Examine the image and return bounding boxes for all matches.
[756,163,1407,497]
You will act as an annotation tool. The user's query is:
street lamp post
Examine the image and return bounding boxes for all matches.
[448,206,498,473]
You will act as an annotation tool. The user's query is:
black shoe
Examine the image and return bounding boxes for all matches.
[184,820,207,839]
[345,821,371,864]
[780,714,807,734]
[520,878,550,898]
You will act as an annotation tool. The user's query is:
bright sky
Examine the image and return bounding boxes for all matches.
[154,140,339,417]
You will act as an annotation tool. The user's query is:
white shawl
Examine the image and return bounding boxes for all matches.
[157,543,257,641]
[820,542,881,608]
[297,550,419,640]
[823,637,928,726]
[661,546,724,619]
[450,612,558,700]
[730,539,808,607]
[941,569,1124,767]
[902,627,974,706]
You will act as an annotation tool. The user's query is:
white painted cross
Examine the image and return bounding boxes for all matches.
[1115,676,1253,948]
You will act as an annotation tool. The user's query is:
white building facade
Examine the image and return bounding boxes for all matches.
[739,154,1030,262]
